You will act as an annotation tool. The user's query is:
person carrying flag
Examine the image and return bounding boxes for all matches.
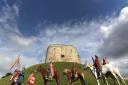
[10,69,20,83]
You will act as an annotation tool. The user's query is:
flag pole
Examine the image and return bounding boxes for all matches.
[19,56,20,71]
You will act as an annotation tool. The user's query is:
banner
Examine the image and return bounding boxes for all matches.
[10,56,20,70]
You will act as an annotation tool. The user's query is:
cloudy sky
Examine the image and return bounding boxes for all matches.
[0,0,128,78]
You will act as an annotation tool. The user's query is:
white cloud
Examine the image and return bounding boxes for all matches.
[100,25,113,38]
[10,35,38,47]
[20,56,39,67]
[0,0,40,77]
[100,7,128,38]
[119,7,128,21]
[98,6,128,57]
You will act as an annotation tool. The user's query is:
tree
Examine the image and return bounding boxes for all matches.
[1,72,12,79]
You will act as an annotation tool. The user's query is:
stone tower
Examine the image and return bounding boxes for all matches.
[45,44,81,63]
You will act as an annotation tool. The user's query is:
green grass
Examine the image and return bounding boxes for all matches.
[0,62,128,85]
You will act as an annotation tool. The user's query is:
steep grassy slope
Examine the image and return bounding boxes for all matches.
[0,62,128,85]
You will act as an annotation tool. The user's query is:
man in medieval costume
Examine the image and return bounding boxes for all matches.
[17,67,25,85]
[47,62,55,80]
[71,62,78,78]
[10,69,20,85]
[92,55,102,79]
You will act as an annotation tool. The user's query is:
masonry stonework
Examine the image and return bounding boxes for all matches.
[45,44,81,63]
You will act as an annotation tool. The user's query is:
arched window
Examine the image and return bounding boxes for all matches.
[61,54,65,58]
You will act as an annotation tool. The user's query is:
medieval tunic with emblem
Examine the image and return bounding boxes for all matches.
[10,70,20,83]
[49,63,55,77]
[28,73,35,85]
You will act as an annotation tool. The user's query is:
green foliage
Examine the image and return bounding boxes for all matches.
[0,62,128,85]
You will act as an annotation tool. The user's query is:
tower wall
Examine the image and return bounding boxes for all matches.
[45,44,81,63]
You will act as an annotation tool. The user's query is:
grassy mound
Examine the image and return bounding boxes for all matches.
[0,62,128,85]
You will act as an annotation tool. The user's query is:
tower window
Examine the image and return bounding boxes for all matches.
[61,54,65,58]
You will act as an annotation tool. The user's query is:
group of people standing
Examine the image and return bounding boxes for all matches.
[10,55,109,85]
[27,62,55,85]
[10,62,55,85]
